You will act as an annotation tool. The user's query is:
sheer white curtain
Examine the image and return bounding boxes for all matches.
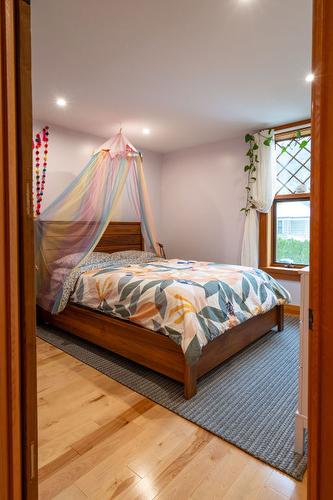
[241,130,277,268]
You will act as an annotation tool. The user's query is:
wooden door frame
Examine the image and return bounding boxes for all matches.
[1,0,333,498]
[0,0,37,498]
[309,0,333,498]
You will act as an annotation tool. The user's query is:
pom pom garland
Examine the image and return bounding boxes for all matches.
[33,126,50,216]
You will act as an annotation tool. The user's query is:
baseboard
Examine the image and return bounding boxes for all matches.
[285,304,300,316]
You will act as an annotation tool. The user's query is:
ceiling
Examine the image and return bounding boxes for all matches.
[31,0,312,153]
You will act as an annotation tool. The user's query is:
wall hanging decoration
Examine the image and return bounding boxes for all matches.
[33,125,50,217]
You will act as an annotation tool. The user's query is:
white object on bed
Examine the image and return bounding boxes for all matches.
[295,266,309,455]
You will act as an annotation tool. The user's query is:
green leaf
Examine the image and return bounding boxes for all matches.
[119,280,143,301]
[219,282,234,302]
[199,306,228,324]
[164,326,182,345]
[281,146,287,154]
[244,272,258,294]
[263,138,271,146]
[203,281,220,298]
[259,283,268,303]
[114,304,130,318]
[160,279,174,291]
[129,287,141,315]
[155,287,167,319]
[251,177,256,181]
[245,133,254,143]
[299,140,308,149]
[185,332,203,364]
[232,290,251,313]
[141,279,163,295]
[253,143,259,150]
[100,299,113,313]
[117,274,133,294]
[296,130,302,138]
[244,165,251,172]
[242,277,250,302]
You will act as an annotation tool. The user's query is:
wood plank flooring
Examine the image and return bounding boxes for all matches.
[37,337,307,499]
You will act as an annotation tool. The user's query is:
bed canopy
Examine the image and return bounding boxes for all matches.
[35,130,160,314]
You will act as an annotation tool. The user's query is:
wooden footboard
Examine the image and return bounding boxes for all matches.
[38,304,284,399]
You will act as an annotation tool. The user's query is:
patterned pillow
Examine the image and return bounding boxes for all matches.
[109,250,158,262]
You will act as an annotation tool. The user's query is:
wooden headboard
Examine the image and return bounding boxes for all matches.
[95,222,144,254]
[38,221,144,260]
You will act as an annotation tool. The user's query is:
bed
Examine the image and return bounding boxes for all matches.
[38,221,288,399]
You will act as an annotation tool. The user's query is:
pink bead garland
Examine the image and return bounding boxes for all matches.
[33,126,49,216]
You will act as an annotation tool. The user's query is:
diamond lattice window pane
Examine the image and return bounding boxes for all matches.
[278,169,292,185]
[275,133,311,194]
[287,176,303,193]
[277,185,290,195]
[285,158,303,175]
[295,147,311,164]
[277,150,293,167]
[295,167,310,184]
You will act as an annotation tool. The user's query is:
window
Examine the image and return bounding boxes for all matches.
[274,199,310,265]
[259,123,311,279]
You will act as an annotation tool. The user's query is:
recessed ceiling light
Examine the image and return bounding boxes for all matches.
[142,128,151,135]
[305,73,314,83]
[56,97,67,107]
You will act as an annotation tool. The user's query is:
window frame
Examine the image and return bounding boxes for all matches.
[272,194,310,268]
[259,120,311,281]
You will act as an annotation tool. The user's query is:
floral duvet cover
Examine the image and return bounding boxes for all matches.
[69,258,290,364]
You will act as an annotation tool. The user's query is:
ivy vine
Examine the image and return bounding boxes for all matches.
[280,129,309,153]
[241,129,310,215]
[241,130,273,215]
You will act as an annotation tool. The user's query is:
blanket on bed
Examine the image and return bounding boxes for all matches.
[69,258,290,364]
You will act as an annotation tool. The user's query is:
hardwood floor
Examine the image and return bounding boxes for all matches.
[37,337,307,499]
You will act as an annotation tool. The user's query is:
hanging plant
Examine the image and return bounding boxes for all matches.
[280,129,310,153]
[241,130,273,215]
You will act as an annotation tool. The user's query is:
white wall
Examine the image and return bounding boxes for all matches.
[160,137,301,305]
[34,120,300,304]
[33,121,162,236]
[161,137,246,263]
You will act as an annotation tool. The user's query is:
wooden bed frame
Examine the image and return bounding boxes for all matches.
[38,221,284,399]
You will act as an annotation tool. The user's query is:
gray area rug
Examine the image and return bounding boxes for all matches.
[37,315,307,480]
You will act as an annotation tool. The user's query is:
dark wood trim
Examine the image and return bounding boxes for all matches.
[259,213,301,281]
[259,197,309,278]
[0,1,35,498]
[275,127,311,142]
[273,119,311,132]
[309,1,333,498]
[275,193,311,201]
[0,1,36,498]
[260,117,312,278]
[15,1,38,498]
[284,304,300,316]
[38,295,283,399]
[261,266,301,282]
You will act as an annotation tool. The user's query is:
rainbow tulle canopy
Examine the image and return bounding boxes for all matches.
[35,131,160,313]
